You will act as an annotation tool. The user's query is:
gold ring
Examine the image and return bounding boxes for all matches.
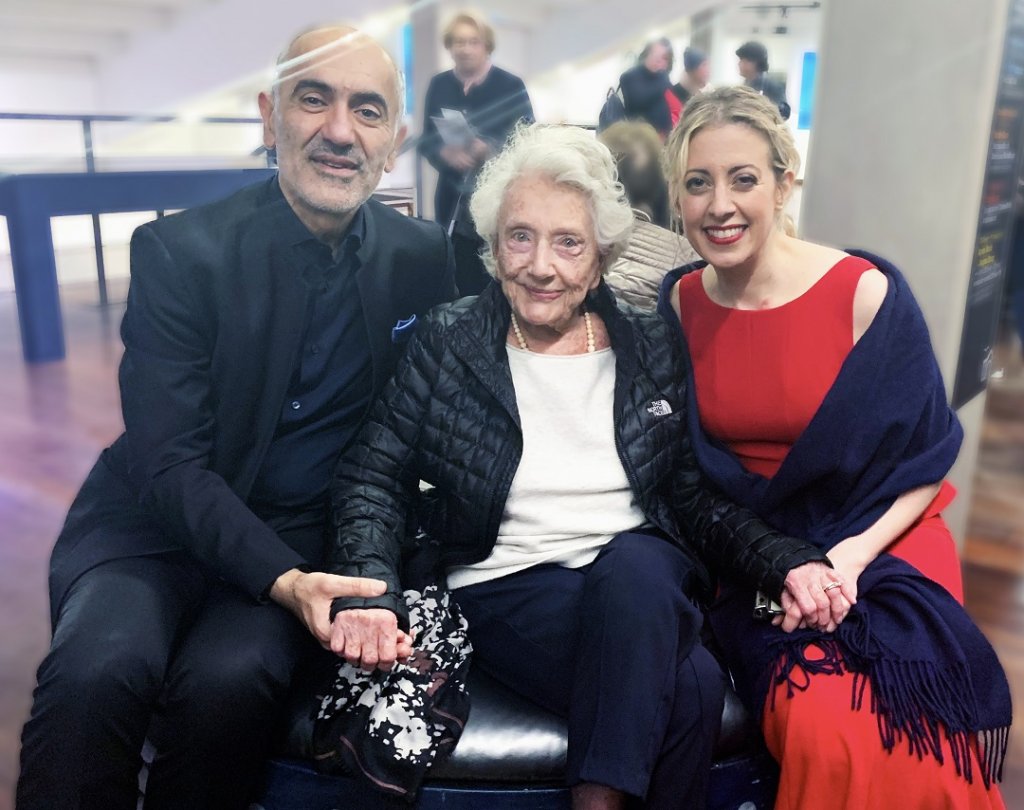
[822,582,842,592]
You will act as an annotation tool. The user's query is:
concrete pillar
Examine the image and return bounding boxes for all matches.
[799,0,1017,544]
[408,0,445,220]
[689,8,715,57]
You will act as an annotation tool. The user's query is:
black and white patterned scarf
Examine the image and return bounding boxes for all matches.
[311,585,472,799]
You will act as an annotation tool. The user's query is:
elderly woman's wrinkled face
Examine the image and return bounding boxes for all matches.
[495,173,602,334]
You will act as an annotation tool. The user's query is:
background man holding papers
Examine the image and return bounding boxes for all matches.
[420,10,533,294]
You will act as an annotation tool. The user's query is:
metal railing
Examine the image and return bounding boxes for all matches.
[0,111,267,172]
[0,112,267,306]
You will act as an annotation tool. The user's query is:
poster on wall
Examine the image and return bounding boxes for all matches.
[953,0,1024,407]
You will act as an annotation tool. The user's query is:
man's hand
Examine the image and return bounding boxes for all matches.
[773,561,855,634]
[270,568,387,650]
[330,608,414,672]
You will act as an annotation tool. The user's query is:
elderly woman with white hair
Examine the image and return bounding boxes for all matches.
[323,124,830,809]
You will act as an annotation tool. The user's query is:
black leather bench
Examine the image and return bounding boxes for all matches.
[253,667,779,810]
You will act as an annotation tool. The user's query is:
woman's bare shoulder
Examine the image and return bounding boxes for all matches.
[852,268,889,343]
[669,278,683,319]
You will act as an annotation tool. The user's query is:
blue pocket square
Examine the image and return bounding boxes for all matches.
[391,314,417,343]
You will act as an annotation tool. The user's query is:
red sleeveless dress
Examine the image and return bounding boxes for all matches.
[678,256,1005,810]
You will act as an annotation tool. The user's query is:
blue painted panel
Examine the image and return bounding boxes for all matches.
[798,52,817,131]
[403,23,415,117]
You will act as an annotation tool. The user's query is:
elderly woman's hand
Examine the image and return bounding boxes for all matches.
[270,569,388,649]
[773,561,855,634]
[330,608,414,672]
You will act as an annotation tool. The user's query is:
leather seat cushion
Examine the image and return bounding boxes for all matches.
[280,666,758,782]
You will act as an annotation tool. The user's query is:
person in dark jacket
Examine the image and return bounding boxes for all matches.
[419,11,534,295]
[324,124,836,810]
[619,37,674,137]
[16,27,456,810]
[736,40,790,120]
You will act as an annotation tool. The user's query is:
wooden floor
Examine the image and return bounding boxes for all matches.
[965,341,1024,807]
[0,281,1022,809]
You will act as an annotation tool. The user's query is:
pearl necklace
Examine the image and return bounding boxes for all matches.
[509,309,595,353]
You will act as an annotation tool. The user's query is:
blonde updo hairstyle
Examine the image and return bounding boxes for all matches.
[469,123,635,278]
[665,85,800,237]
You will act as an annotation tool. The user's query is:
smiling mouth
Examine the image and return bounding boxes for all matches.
[704,225,747,245]
[311,155,361,173]
[524,286,562,300]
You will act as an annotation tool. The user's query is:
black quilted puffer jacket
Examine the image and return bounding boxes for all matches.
[327,281,829,628]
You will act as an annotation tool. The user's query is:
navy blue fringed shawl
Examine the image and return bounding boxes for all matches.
[658,250,1011,785]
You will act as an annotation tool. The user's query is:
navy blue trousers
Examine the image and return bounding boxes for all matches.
[454,531,726,809]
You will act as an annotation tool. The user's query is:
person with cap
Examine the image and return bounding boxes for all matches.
[665,46,711,128]
[736,40,791,120]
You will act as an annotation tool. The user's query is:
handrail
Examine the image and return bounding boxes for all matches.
[0,112,267,307]
[0,112,264,173]
[0,112,262,124]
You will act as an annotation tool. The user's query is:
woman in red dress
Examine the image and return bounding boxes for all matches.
[660,86,1010,809]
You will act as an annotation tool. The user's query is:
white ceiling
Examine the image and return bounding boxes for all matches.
[0,0,214,68]
[0,0,821,72]
[0,0,614,69]
[0,0,819,108]
[724,2,823,38]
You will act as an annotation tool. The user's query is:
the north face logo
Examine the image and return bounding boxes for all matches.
[647,399,673,417]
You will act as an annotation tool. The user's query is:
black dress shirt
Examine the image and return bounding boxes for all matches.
[249,205,372,515]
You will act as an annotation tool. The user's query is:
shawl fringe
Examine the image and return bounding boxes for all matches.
[759,633,1009,787]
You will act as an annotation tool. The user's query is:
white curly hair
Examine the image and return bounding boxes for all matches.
[468,123,635,277]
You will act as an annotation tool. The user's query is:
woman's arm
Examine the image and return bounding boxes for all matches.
[771,482,942,633]
[668,280,852,631]
[775,267,933,630]
[853,267,888,343]
[826,482,943,600]
[284,317,447,670]
[327,320,446,624]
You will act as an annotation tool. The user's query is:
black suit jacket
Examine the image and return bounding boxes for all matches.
[48,178,456,625]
